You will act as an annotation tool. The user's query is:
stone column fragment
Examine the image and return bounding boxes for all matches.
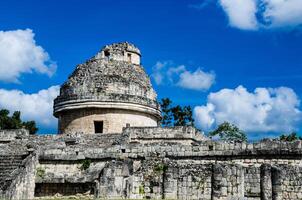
[260,164,272,200]
[271,166,283,200]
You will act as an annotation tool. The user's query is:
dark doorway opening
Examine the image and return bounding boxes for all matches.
[34,183,94,197]
[127,53,132,62]
[104,50,110,57]
[94,121,103,133]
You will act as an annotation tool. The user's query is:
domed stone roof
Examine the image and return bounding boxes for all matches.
[53,42,161,119]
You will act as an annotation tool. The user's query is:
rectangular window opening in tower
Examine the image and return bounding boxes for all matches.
[104,50,110,61]
[104,50,110,57]
[94,121,103,133]
[127,53,132,62]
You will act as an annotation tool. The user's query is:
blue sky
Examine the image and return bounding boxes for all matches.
[0,0,301,140]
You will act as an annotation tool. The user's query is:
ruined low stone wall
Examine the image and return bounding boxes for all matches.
[1,127,302,199]
[32,128,302,199]
[35,183,94,198]
[0,129,28,143]
[35,158,301,199]
[0,152,37,199]
[128,126,207,145]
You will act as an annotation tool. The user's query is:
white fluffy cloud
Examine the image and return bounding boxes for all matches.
[177,69,216,91]
[151,61,215,91]
[151,61,170,85]
[263,0,302,28]
[0,86,60,129]
[0,29,57,83]
[219,0,258,30]
[194,85,302,133]
[218,0,302,30]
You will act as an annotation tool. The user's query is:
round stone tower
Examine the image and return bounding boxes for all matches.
[53,42,161,134]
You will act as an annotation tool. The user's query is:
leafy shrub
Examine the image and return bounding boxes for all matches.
[80,159,91,170]
[139,185,145,194]
[36,167,45,178]
[154,163,168,174]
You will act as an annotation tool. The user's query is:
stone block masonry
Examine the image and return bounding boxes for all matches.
[1,126,302,199]
[0,147,37,199]
[53,42,161,134]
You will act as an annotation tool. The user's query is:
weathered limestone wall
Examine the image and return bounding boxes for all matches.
[36,161,106,184]
[99,50,140,65]
[35,183,94,198]
[59,108,158,134]
[35,159,300,200]
[1,127,302,199]
[0,152,37,200]
[96,42,141,65]
[54,42,161,135]
[0,129,28,143]
[33,127,302,199]
[129,126,207,145]
[126,52,140,65]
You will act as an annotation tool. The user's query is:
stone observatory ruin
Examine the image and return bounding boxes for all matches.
[1,42,302,200]
[54,42,161,134]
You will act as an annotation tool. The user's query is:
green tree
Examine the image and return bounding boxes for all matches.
[279,132,301,142]
[22,121,38,135]
[171,105,186,126]
[160,98,195,127]
[209,122,247,142]
[171,105,194,126]
[11,111,22,129]
[0,109,38,134]
[0,109,10,129]
[160,98,173,127]
[183,106,194,126]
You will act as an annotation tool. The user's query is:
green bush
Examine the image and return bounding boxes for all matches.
[154,163,168,174]
[36,167,45,178]
[80,159,91,170]
[139,185,145,194]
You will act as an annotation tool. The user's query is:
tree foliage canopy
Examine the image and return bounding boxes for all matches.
[0,109,38,134]
[209,122,247,142]
[160,98,194,127]
[279,132,301,142]
[160,98,173,127]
